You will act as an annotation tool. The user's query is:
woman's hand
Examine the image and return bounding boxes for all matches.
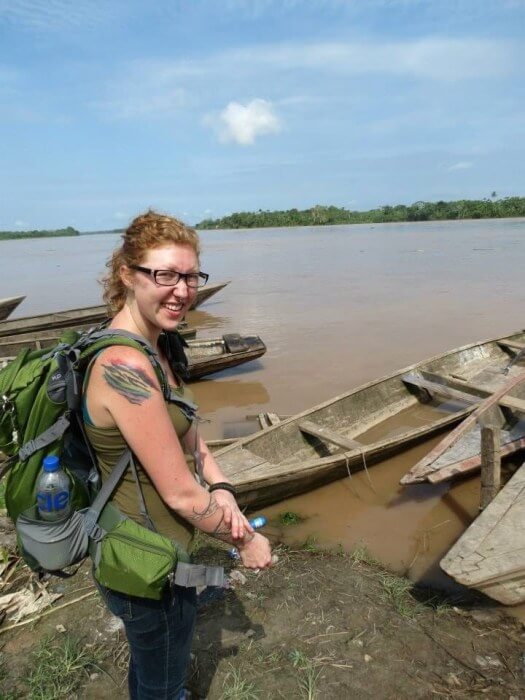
[237,532,273,569]
[211,488,253,540]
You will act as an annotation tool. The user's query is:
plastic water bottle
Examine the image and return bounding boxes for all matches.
[36,456,71,522]
[229,516,268,559]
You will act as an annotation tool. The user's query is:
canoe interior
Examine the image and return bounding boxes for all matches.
[214,330,525,503]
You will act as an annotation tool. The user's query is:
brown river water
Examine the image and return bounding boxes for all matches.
[2,217,525,617]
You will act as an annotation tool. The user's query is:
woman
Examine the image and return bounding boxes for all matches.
[84,210,272,699]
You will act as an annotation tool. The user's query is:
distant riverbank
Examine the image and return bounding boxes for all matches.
[196,195,525,229]
[0,226,79,241]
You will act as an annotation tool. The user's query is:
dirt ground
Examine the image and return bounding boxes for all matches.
[0,532,524,700]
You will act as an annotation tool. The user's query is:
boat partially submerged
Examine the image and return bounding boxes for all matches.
[0,282,229,338]
[440,462,525,605]
[0,295,25,321]
[212,329,525,508]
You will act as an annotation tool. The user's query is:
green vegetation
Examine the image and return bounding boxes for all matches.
[222,665,260,700]
[196,195,525,229]
[0,226,79,240]
[24,633,104,699]
[279,510,304,525]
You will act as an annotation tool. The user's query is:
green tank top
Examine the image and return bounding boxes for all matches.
[84,384,197,550]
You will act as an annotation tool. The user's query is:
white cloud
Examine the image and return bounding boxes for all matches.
[448,161,473,171]
[0,1,118,31]
[113,211,127,220]
[206,99,282,146]
[14,219,27,227]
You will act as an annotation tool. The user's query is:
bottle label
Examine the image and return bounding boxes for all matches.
[37,490,69,513]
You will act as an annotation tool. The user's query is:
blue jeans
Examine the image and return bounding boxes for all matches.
[96,581,197,699]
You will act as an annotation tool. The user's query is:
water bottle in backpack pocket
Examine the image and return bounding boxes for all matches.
[16,455,89,572]
[36,456,71,521]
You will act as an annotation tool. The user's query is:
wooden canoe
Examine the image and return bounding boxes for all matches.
[440,462,525,605]
[0,295,25,321]
[185,334,266,380]
[0,333,266,381]
[0,323,196,357]
[0,282,229,338]
[212,329,525,509]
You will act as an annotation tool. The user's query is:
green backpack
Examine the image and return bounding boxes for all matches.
[0,326,223,598]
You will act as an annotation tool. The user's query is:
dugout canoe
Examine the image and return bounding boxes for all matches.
[0,295,25,321]
[212,329,525,508]
[0,323,196,357]
[0,282,229,338]
[440,462,525,605]
[185,334,266,380]
[0,333,266,381]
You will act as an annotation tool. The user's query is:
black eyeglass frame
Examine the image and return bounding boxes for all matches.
[130,265,209,288]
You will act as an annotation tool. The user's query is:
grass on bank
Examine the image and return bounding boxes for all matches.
[24,633,105,700]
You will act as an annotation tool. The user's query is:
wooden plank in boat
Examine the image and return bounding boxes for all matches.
[498,339,525,351]
[416,370,525,414]
[401,371,525,485]
[299,420,363,451]
[257,412,281,429]
[223,333,249,353]
[440,463,525,605]
[402,372,480,406]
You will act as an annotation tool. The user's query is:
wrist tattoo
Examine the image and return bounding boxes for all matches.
[188,494,221,521]
[102,360,158,405]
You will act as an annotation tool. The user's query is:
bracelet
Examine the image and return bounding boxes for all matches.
[209,482,237,496]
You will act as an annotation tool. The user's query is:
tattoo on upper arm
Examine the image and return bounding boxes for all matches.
[102,360,159,405]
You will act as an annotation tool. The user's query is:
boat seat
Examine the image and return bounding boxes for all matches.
[498,339,525,352]
[403,371,525,414]
[298,420,363,451]
[223,334,249,353]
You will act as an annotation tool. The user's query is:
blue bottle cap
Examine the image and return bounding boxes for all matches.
[43,456,60,472]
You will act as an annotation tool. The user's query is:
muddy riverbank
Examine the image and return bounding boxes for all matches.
[0,538,523,699]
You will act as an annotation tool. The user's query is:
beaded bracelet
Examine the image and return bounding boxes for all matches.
[208,482,237,496]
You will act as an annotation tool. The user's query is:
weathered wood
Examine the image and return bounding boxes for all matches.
[0,295,25,321]
[498,339,525,351]
[209,327,525,509]
[405,370,525,414]
[185,335,266,380]
[479,424,501,510]
[441,463,525,605]
[299,421,363,451]
[401,371,525,485]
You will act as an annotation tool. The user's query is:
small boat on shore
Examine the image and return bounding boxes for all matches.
[0,333,266,381]
[0,323,196,357]
[0,282,229,338]
[212,329,525,508]
[185,334,266,380]
[0,295,25,321]
[440,462,525,605]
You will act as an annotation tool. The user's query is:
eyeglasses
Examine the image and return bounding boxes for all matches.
[130,265,209,288]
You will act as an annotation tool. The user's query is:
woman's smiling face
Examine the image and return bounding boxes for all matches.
[127,243,199,331]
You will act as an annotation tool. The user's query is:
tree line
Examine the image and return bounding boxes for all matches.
[0,226,79,240]
[196,196,525,230]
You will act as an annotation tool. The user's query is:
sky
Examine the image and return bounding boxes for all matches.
[0,0,524,231]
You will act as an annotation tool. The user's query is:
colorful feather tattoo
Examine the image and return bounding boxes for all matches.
[102,360,158,405]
